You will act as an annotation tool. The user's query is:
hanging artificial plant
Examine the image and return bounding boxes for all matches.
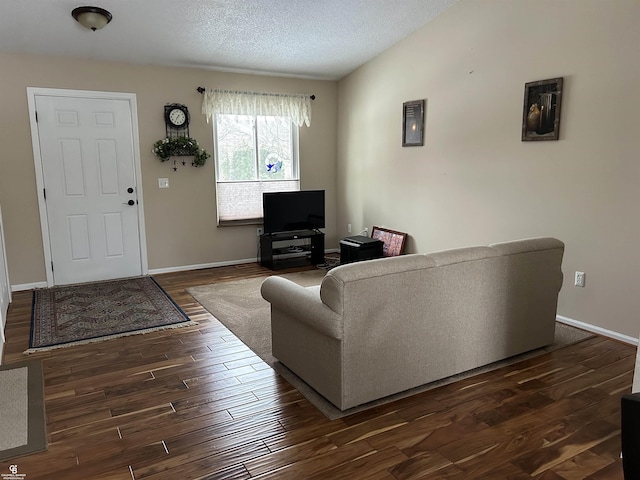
[152,137,210,167]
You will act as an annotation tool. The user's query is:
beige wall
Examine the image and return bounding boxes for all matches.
[337,0,640,338]
[0,52,338,285]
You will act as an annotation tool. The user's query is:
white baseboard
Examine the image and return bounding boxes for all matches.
[11,261,262,288]
[557,314,638,346]
[11,251,339,289]
[149,249,340,276]
[12,281,47,292]
[148,257,258,275]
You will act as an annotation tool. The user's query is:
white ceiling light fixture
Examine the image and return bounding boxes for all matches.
[71,6,113,31]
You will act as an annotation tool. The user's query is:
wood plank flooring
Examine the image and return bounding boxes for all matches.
[0,262,634,479]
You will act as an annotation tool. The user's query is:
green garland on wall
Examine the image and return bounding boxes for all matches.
[152,137,211,167]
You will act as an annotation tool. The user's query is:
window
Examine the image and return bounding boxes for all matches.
[214,113,299,224]
[201,87,312,224]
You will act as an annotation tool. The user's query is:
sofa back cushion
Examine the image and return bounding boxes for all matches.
[320,254,436,315]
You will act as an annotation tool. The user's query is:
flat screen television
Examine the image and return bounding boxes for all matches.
[263,190,325,234]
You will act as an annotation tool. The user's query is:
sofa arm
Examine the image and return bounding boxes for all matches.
[261,276,343,340]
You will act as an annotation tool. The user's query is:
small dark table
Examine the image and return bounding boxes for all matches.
[339,235,384,264]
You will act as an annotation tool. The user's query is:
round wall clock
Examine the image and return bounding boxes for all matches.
[164,104,190,129]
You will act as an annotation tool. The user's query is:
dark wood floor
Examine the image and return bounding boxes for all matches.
[0,262,634,479]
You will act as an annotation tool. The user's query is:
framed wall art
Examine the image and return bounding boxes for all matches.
[371,226,407,257]
[402,99,425,146]
[522,77,563,141]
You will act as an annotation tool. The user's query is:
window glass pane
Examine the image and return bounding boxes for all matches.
[214,113,299,223]
[257,116,293,181]
[215,115,257,182]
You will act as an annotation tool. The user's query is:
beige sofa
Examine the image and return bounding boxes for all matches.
[261,237,564,411]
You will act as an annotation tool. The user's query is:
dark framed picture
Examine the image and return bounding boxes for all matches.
[402,99,425,146]
[522,77,563,141]
[371,226,407,257]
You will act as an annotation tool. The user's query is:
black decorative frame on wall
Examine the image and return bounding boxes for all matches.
[522,77,563,141]
[402,99,425,146]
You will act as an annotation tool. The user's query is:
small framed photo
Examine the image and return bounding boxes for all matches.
[522,77,563,141]
[371,226,407,257]
[402,99,425,147]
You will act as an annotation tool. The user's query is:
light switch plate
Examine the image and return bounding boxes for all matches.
[158,178,169,189]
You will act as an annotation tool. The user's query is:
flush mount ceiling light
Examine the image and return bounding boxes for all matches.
[71,6,113,31]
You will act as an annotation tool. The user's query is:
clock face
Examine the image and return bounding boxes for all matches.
[165,104,190,129]
[169,108,186,127]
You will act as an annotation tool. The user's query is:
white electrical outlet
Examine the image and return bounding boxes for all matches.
[574,271,585,287]
[256,227,264,237]
[348,223,352,233]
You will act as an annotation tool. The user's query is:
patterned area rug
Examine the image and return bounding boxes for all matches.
[26,277,195,353]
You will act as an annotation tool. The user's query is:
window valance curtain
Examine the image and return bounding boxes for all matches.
[201,88,312,127]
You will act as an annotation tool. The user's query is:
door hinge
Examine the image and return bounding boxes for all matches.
[51,261,54,273]
[43,188,46,200]
[35,111,38,122]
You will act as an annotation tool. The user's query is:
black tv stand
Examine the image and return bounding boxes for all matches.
[260,230,325,270]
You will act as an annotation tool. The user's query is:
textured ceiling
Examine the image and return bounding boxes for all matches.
[0,0,457,80]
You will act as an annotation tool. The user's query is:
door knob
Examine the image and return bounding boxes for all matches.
[122,199,135,206]
[127,187,134,193]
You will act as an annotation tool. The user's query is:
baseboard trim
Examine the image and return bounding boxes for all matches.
[11,281,47,292]
[148,257,258,275]
[10,263,261,288]
[557,314,638,346]
[11,251,340,289]
[149,249,340,276]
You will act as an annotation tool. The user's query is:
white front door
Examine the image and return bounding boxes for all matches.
[34,93,143,285]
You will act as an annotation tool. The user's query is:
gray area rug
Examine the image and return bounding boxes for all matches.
[188,271,595,420]
[0,360,47,461]
[189,270,324,367]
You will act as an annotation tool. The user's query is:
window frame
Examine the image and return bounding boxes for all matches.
[212,113,300,226]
